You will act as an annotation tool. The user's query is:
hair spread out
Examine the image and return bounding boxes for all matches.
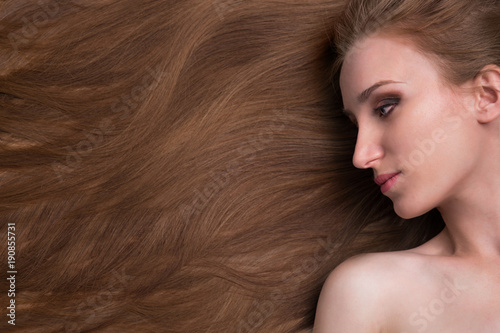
[1,0,497,332]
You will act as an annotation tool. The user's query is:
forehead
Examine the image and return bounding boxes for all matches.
[339,34,442,104]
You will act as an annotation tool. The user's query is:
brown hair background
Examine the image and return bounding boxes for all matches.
[0,0,447,332]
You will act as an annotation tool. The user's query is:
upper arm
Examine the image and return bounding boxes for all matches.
[313,255,389,333]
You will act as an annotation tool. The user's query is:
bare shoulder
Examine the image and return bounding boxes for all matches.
[313,251,425,333]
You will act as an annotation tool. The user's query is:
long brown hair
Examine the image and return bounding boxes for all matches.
[0,0,482,331]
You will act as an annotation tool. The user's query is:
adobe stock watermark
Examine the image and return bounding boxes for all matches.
[6,0,83,54]
[236,235,341,333]
[212,0,243,21]
[407,277,468,333]
[6,222,17,326]
[179,107,290,223]
[51,64,168,182]
[63,267,135,333]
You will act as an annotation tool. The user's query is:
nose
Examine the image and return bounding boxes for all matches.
[352,123,384,169]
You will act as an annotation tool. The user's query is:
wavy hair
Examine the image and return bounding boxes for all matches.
[1,0,484,332]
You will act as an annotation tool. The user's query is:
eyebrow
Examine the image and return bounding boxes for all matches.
[342,80,405,116]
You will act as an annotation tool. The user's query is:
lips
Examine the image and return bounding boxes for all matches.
[374,172,401,186]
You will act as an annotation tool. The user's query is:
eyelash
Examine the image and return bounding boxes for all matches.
[374,98,400,118]
[345,97,400,127]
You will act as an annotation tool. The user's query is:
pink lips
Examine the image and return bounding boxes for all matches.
[374,172,400,194]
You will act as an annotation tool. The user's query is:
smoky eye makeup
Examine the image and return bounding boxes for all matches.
[372,91,402,115]
[342,90,403,126]
[374,98,400,118]
[375,96,401,108]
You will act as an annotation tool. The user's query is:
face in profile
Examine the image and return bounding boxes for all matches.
[339,34,483,219]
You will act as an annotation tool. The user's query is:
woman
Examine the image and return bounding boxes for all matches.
[315,0,500,332]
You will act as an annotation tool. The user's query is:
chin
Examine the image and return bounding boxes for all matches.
[392,201,431,220]
[394,207,416,219]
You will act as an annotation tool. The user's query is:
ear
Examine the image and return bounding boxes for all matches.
[473,64,500,124]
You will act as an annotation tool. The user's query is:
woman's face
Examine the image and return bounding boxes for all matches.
[339,34,482,219]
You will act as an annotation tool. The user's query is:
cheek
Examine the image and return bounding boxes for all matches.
[399,95,457,167]
[431,100,477,169]
[389,93,478,218]
[390,108,437,169]
[396,105,474,211]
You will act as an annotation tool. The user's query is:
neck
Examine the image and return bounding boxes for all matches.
[437,148,500,259]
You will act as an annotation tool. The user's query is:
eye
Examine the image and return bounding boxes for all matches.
[374,98,400,118]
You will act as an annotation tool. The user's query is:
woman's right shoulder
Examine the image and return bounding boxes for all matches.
[313,251,423,333]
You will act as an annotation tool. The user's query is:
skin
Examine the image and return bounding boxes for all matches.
[314,33,500,332]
